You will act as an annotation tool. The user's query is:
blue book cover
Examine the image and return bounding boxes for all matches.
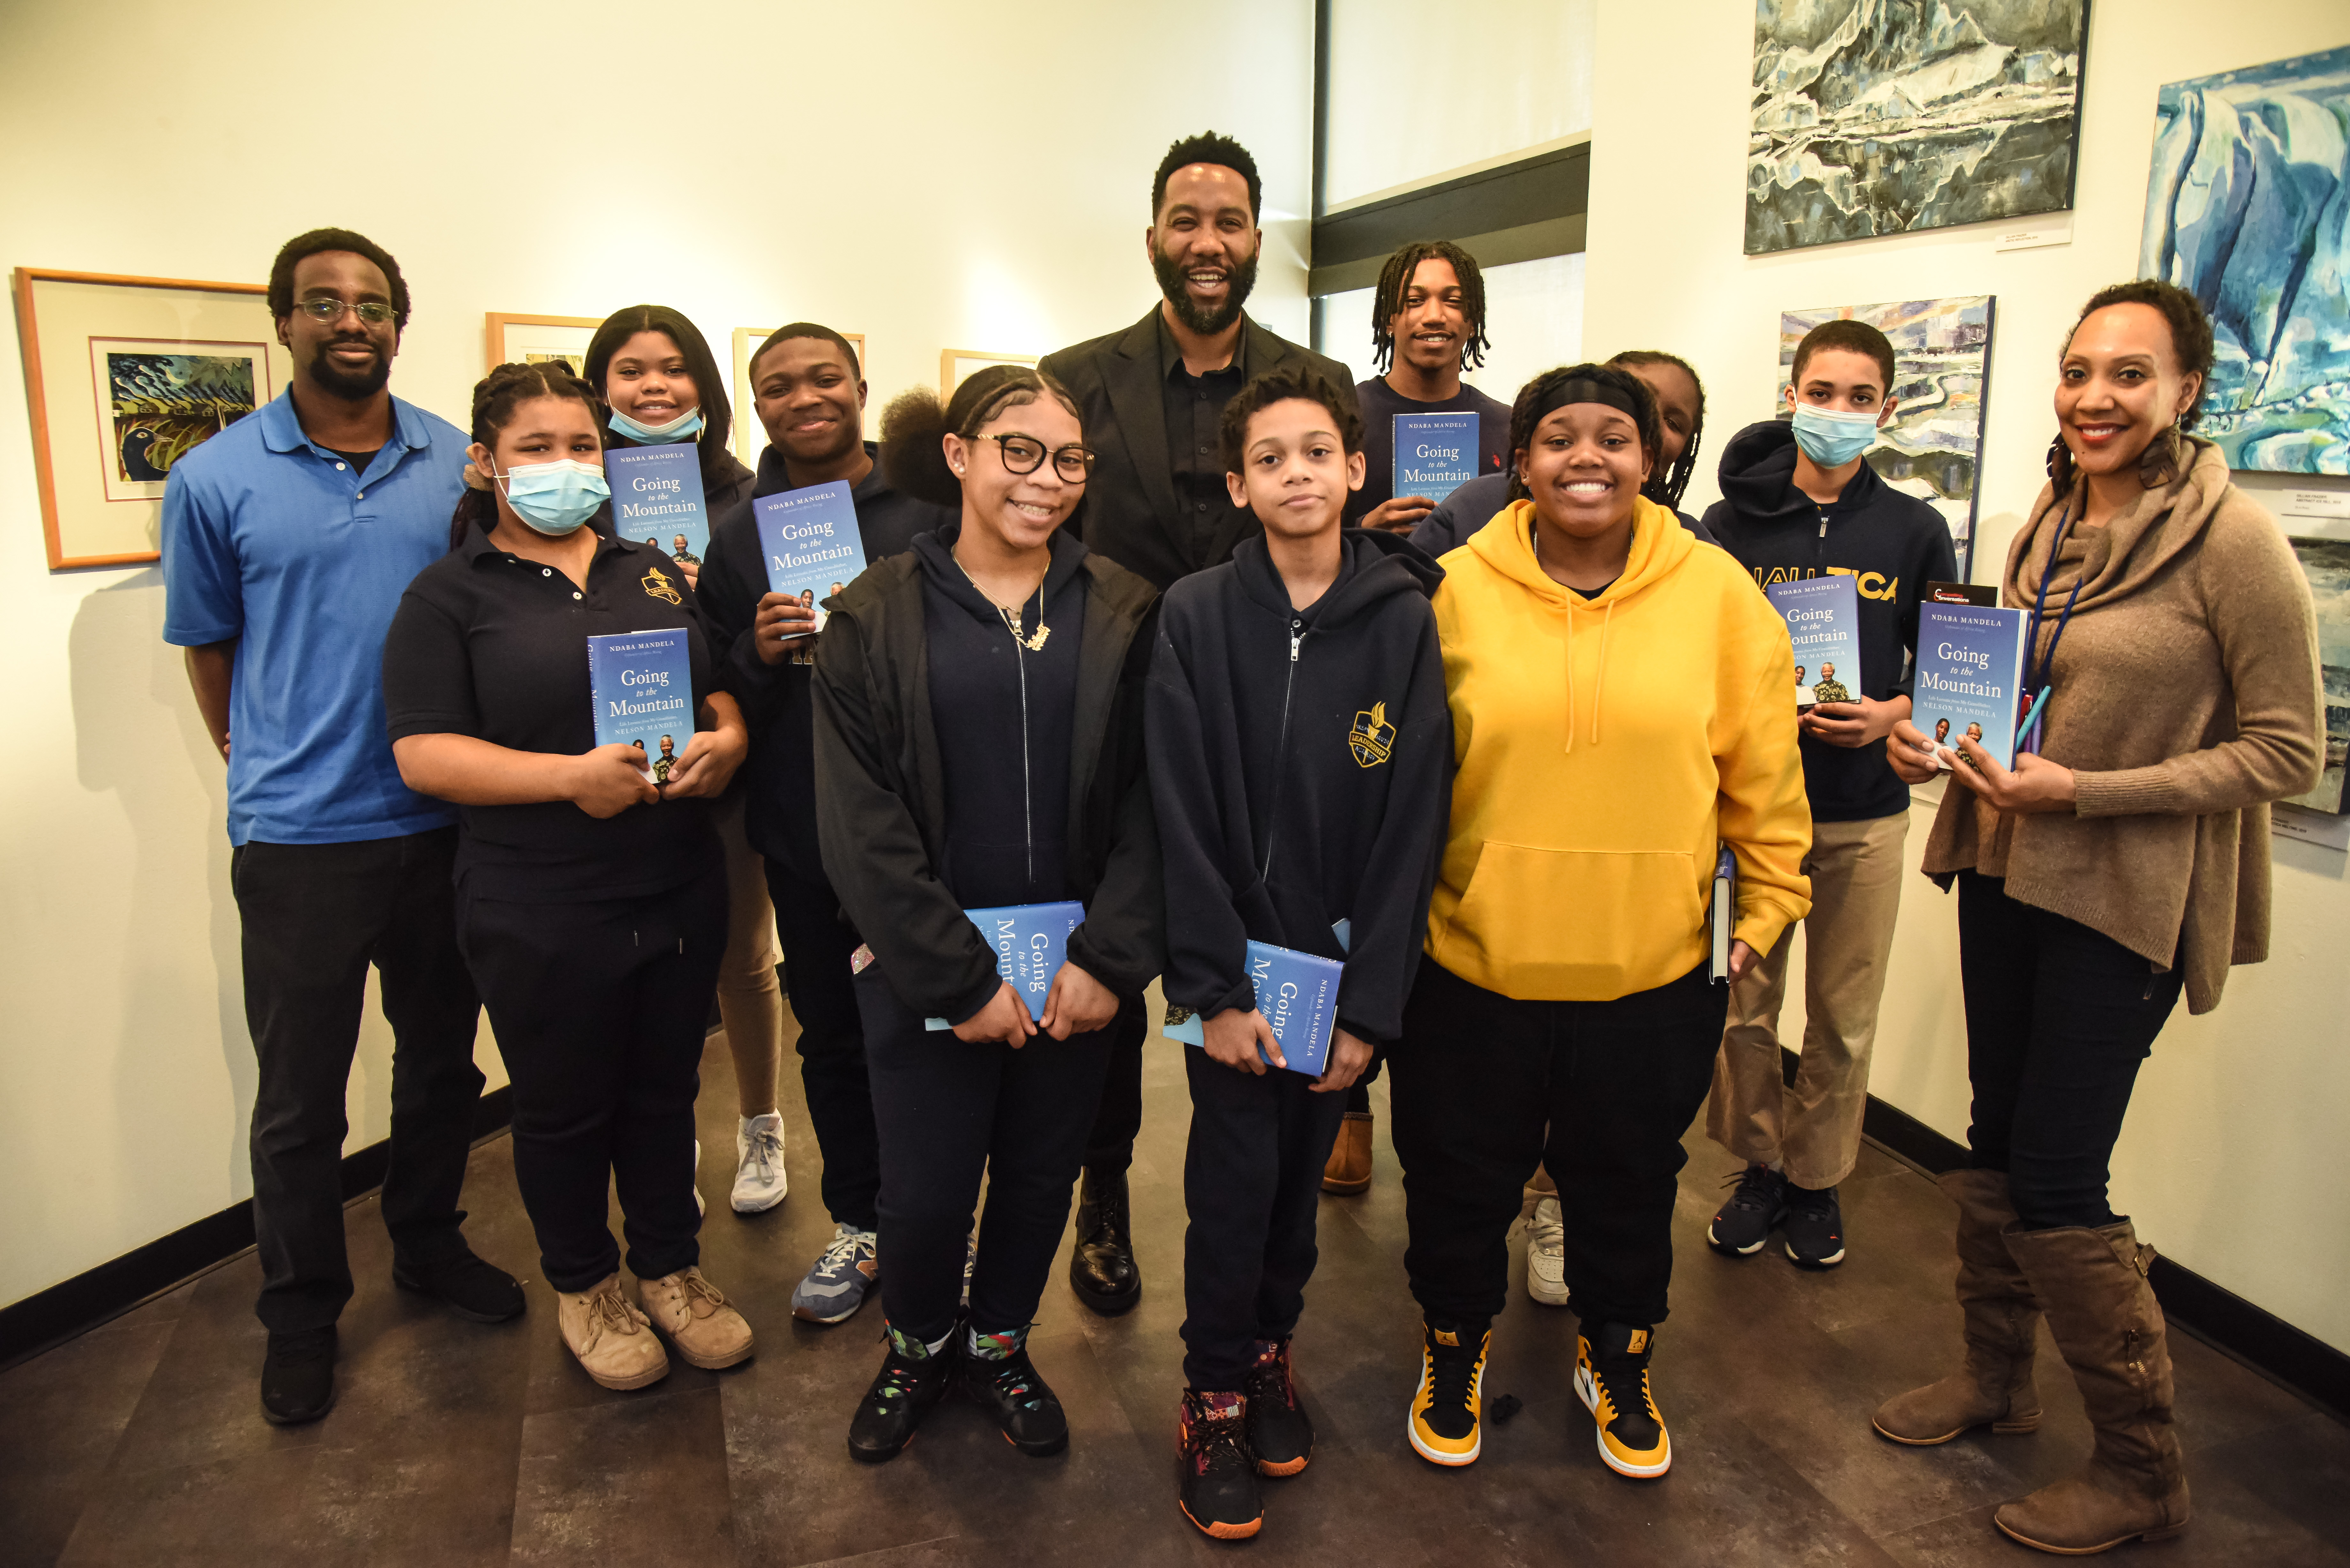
[588,629,694,781]
[1393,412,1478,503]
[605,445,709,565]
[922,901,1087,1030]
[1764,574,1863,711]
[1165,940,1345,1077]
[754,480,868,627]
[1915,601,2028,770]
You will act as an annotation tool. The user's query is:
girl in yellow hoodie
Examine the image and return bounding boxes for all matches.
[1393,364,1811,1482]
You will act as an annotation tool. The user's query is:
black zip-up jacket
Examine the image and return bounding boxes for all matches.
[813,522,1164,1025]
[1147,529,1451,1046]
[1701,418,1960,822]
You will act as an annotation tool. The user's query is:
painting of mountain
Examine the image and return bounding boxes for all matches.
[1747,0,2089,255]
[2284,537,2350,814]
[2139,47,2350,476]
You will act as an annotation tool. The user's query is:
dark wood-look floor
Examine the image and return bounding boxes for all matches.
[7,1026,2347,1568]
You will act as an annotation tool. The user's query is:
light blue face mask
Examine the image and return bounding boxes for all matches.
[606,405,705,444]
[1790,403,1882,468]
[497,458,610,535]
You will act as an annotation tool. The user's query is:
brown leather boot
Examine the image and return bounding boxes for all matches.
[560,1273,669,1391]
[1993,1220,2190,1554]
[638,1267,756,1370]
[1874,1169,2042,1444]
[1322,1112,1374,1195]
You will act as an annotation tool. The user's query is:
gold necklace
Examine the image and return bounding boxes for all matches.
[952,549,1051,652]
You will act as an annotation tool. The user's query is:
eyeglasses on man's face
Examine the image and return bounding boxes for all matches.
[292,298,396,326]
[976,433,1094,483]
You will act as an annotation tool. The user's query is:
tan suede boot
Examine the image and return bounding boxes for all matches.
[1994,1220,2190,1555]
[560,1273,670,1391]
[1873,1169,2043,1444]
[638,1267,756,1370]
[1322,1112,1374,1195]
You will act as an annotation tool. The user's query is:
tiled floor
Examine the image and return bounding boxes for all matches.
[6,1025,2346,1566]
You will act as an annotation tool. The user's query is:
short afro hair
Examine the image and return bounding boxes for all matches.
[1219,366,1363,475]
[267,228,410,332]
[1152,131,1261,223]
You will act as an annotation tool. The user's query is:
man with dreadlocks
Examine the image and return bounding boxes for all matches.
[1345,241,1510,535]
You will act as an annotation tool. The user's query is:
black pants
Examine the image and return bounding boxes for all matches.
[1080,994,1149,1174]
[1391,958,1725,1328]
[458,862,726,1293]
[764,862,879,1231]
[1180,1046,1350,1390]
[232,829,484,1335]
[859,967,1114,1344]
[1956,871,2184,1230]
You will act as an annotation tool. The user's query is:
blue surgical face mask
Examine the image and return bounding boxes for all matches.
[606,404,705,444]
[1790,403,1882,468]
[497,458,610,535]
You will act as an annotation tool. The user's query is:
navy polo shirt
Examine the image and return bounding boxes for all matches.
[161,389,466,846]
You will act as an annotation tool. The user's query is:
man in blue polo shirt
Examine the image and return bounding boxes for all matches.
[162,228,522,1426]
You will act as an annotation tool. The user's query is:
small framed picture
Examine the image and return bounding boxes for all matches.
[732,327,868,464]
[940,349,1038,401]
[14,267,294,570]
[484,312,600,376]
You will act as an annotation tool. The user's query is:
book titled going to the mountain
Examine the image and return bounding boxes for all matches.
[923,901,1087,1031]
[588,629,694,782]
[1393,412,1478,504]
[1165,941,1346,1077]
[1764,573,1862,711]
[1914,600,2028,771]
[605,446,710,565]
[754,479,868,634]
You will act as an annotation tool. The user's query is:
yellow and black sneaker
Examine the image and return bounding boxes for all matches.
[1407,1317,1489,1467]
[1575,1322,1670,1478]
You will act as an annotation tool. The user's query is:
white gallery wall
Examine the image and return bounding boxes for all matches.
[0,0,1315,1312]
[1587,0,2350,1352]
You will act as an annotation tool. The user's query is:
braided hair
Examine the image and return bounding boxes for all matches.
[1371,241,1489,373]
[1505,363,1662,504]
[448,360,603,549]
[881,364,1084,507]
[1608,350,1706,512]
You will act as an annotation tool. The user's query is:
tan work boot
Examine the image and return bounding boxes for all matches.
[1322,1112,1373,1195]
[560,1273,670,1391]
[1993,1220,2190,1555]
[1874,1168,2043,1444]
[638,1267,756,1370]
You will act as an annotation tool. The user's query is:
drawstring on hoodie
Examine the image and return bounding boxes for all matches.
[1561,597,1617,753]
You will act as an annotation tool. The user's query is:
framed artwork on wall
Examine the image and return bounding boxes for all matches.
[732,327,868,464]
[2139,45,2350,475]
[940,349,1037,401]
[2284,536,2349,814]
[1776,295,1996,580]
[484,312,600,375]
[14,267,293,570]
[1745,1,2089,255]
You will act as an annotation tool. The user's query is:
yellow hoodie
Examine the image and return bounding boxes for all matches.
[1428,497,1812,1000]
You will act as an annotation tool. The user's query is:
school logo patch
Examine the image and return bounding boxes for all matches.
[1349,700,1396,768]
[640,565,682,606]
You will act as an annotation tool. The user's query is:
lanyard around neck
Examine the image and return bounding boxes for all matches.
[2026,498,2085,695]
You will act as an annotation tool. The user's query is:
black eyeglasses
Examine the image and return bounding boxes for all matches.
[293,298,396,325]
[976,433,1094,482]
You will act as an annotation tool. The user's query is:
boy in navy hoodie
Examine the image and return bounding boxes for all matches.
[1149,367,1450,1540]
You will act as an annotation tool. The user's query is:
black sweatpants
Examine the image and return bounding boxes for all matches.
[859,967,1114,1344]
[457,861,727,1293]
[232,828,485,1335]
[765,862,879,1231]
[1080,994,1149,1174]
[1390,958,1725,1328]
[1956,871,2185,1231]
[1180,1046,1350,1391]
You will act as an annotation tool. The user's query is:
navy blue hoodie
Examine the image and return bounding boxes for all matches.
[1147,529,1451,1047]
[1701,419,1958,822]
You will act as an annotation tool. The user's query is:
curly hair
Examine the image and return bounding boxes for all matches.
[267,227,411,331]
[1218,365,1366,474]
[881,365,1084,507]
[2065,279,2216,429]
[1152,130,1261,221]
[1370,241,1489,373]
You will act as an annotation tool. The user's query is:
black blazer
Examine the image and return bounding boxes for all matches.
[1040,307,1356,590]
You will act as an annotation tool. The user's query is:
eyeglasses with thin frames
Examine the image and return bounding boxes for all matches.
[292,298,396,325]
[974,433,1094,483]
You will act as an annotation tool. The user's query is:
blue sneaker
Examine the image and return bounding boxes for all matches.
[793,1223,879,1324]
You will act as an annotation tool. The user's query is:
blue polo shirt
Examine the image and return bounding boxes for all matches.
[162,388,466,846]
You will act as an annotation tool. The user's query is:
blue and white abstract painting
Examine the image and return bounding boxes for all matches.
[2140,46,2350,475]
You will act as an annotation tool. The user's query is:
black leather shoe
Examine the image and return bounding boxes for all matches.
[261,1325,337,1425]
[847,1321,955,1464]
[393,1247,526,1323]
[1067,1166,1140,1315]
[961,1325,1067,1456]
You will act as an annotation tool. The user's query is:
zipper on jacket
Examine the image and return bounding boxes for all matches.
[1816,511,1830,574]
[1015,616,1035,891]
[1258,618,1305,880]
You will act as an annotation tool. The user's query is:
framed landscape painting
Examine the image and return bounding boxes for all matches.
[484,312,600,375]
[732,327,867,464]
[2284,536,2350,814]
[940,349,1037,401]
[14,268,292,570]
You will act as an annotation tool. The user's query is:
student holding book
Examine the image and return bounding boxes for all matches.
[1345,240,1509,534]
[698,323,955,1324]
[1148,368,1448,1538]
[1391,363,1810,1481]
[383,361,756,1392]
[1875,282,2321,1557]
[1699,318,1955,1269]
[813,365,1163,1463]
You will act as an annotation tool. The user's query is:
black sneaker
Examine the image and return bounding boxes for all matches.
[260,1325,337,1425]
[1575,1322,1671,1478]
[1407,1317,1488,1467]
[1242,1336,1314,1477]
[392,1247,525,1323]
[1177,1389,1262,1540]
[961,1324,1067,1456]
[1783,1183,1846,1268]
[846,1320,953,1463]
[1707,1164,1787,1256]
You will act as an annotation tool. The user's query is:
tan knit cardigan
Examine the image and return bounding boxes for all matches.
[1922,438,2324,1014]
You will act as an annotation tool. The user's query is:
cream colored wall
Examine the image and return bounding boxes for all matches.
[0,0,1314,1311]
[1587,1,2350,1352]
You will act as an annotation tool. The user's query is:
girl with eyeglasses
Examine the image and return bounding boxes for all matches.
[812,365,1164,1463]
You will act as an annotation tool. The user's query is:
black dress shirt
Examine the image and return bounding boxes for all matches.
[1158,314,1251,575]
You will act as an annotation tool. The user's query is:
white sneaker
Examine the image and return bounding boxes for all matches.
[732,1112,788,1213]
[1526,1196,1570,1306]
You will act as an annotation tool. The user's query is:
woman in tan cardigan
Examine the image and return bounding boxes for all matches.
[1873,280,2323,1557]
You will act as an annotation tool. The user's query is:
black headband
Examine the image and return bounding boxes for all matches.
[1529,376,1643,426]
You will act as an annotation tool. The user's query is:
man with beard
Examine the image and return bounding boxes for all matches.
[1039,132,1354,1317]
[162,229,522,1426]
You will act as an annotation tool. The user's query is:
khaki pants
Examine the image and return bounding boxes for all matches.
[1707,810,1908,1189]
[712,790,785,1117]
